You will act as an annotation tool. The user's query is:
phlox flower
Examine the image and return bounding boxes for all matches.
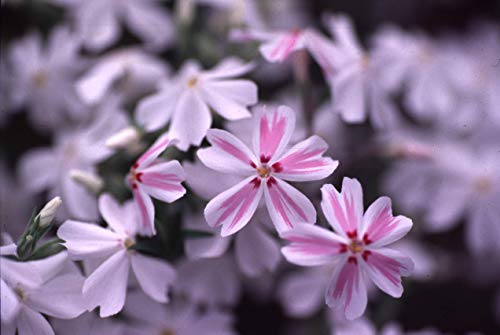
[127,133,186,236]
[197,105,338,236]
[306,14,399,127]
[281,177,414,320]
[57,194,176,317]
[48,0,174,51]
[135,57,258,151]
[6,25,86,130]
[184,158,281,277]
[1,246,87,335]
[19,101,128,221]
[383,130,500,256]
[124,292,236,335]
[76,47,169,106]
[174,255,241,307]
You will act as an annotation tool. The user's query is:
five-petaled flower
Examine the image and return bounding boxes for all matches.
[281,177,414,320]
[197,105,338,237]
[128,133,186,236]
[57,194,176,318]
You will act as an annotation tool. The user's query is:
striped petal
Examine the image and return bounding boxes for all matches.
[281,224,347,266]
[139,161,186,203]
[263,177,316,234]
[132,185,155,236]
[273,135,338,182]
[321,178,363,238]
[204,176,264,237]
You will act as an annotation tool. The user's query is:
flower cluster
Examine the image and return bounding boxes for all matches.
[1,1,499,335]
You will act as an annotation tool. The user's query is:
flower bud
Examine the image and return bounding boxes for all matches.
[70,170,104,194]
[38,197,62,228]
[105,127,140,150]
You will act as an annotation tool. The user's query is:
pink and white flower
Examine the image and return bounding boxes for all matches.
[135,57,258,151]
[127,133,186,236]
[306,14,400,128]
[197,105,338,236]
[231,28,311,63]
[281,177,414,320]
[57,194,176,317]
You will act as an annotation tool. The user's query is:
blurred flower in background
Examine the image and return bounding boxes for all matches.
[1,0,499,334]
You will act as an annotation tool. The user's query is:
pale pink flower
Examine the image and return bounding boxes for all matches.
[18,100,128,221]
[127,133,186,236]
[5,25,86,130]
[48,0,174,51]
[76,47,169,106]
[135,58,257,151]
[57,194,176,317]
[124,291,236,335]
[306,15,400,128]
[281,177,414,320]
[174,255,241,307]
[197,105,338,236]
[1,250,87,335]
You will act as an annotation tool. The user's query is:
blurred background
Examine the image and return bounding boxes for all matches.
[1,1,500,334]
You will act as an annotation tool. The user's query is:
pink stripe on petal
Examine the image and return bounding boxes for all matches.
[270,31,301,61]
[137,136,170,166]
[259,109,288,160]
[364,251,401,286]
[133,186,155,236]
[212,137,253,166]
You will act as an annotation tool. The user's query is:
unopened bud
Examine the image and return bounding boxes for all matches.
[106,127,140,150]
[70,170,104,194]
[38,197,62,228]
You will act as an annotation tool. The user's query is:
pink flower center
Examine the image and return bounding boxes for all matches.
[129,164,143,189]
[340,230,373,264]
[257,165,271,178]
[187,76,198,87]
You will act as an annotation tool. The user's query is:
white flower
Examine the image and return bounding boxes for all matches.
[135,57,258,151]
[57,194,176,317]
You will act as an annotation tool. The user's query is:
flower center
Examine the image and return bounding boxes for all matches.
[257,165,271,178]
[14,287,26,300]
[33,70,48,88]
[187,76,198,88]
[348,239,364,253]
[123,238,135,249]
[474,176,492,194]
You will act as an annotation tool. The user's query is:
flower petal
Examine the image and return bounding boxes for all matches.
[197,129,257,175]
[273,135,338,181]
[98,193,127,235]
[83,250,130,317]
[360,197,413,248]
[325,257,367,320]
[264,178,316,234]
[202,57,255,79]
[361,248,413,298]
[184,213,230,259]
[132,185,155,237]
[16,306,54,335]
[57,220,121,259]
[253,105,295,163]
[320,179,363,238]
[19,148,57,193]
[139,161,186,203]
[1,279,20,323]
[204,176,264,237]
[200,79,256,120]
[131,253,176,303]
[135,89,177,132]
[259,31,305,63]
[27,274,86,319]
[169,90,212,151]
[281,224,346,266]
[136,132,171,167]
[235,222,281,277]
